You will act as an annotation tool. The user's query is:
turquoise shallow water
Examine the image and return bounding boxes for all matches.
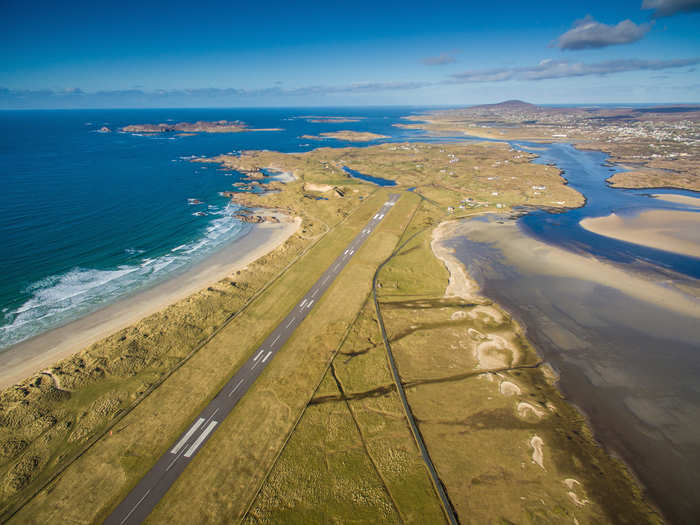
[0,107,427,349]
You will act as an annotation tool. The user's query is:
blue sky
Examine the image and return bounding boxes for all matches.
[1,0,699,107]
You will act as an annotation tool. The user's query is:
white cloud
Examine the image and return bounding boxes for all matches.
[642,0,700,17]
[422,53,457,66]
[554,15,653,50]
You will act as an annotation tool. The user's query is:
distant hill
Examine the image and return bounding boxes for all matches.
[470,100,539,111]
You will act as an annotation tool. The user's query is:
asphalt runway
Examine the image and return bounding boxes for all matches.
[104,194,401,525]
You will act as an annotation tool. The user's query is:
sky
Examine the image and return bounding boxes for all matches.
[1,0,699,108]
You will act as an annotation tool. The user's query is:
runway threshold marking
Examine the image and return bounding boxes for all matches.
[184,421,218,458]
[170,418,205,455]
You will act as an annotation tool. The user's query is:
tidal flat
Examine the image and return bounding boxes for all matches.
[439,215,700,523]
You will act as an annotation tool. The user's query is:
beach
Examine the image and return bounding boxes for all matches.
[0,216,300,389]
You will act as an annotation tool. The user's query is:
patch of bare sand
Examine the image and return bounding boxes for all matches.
[499,381,521,396]
[0,216,301,389]
[530,435,545,469]
[580,209,700,259]
[651,194,700,208]
[474,334,518,369]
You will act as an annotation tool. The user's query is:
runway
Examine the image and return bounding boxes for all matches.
[104,194,401,525]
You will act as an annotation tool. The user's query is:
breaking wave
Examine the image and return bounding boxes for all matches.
[0,203,250,349]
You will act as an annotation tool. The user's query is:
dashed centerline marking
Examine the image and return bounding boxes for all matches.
[286,317,295,328]
[119,489,151,525]
[262,351,272,363]
[227,379,244,398]
[272,334,281,345]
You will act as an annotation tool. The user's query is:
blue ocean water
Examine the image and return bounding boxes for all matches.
[0,107,428,349]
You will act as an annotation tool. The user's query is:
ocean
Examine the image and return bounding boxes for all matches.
[0,107,430,349]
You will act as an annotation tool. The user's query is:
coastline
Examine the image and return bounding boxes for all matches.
[0,216,300,389]
[432,214,700,522]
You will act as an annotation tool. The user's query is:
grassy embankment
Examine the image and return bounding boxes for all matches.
[1,164,378,522]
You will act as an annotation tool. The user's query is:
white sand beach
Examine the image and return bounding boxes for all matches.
[0,216,300,389]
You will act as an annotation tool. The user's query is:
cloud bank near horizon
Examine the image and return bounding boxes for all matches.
[1,56,698,108]
[449,57,700,83]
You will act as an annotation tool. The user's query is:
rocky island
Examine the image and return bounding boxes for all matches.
[299,130,389,142]
[120,120,282,134]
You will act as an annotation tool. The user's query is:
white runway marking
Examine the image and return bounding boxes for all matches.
[272,334,281,345]
[184,421,218,458]
[286,317,295,328]
[307,300,314,308]
[253,350,264,361]
[299,299,307,308]
[171,418,205,454]
[120,489,151,525]
[262,351,272,363]
[228,379,244,397]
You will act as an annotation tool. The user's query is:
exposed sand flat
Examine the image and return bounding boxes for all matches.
[0,216,301,389]
[580,209,700,259]
[651,193,700,208]
[444,218,700,319]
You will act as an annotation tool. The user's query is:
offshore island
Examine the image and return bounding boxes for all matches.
[1,102,699,524]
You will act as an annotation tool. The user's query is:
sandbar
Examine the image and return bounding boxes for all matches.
[580,209,700,259]
[0,216,300,389]
[651,193,700,208]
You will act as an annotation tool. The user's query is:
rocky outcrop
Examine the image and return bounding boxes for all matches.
[233,213,280,224]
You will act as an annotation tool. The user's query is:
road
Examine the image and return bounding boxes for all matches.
[104,194,401,525]
[372,228,459,525]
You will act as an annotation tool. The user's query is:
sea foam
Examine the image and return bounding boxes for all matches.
[0,203,249,349]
